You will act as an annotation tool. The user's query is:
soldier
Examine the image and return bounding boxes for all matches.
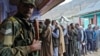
[0,0,41,56]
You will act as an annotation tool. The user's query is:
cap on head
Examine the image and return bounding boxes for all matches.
[20,0,36,7]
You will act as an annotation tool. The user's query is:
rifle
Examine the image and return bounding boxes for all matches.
[34,19,39,40]
[33,19,40,56]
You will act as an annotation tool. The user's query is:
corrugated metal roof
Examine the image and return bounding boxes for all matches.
[77,1,100,15]
[41,0,99,20]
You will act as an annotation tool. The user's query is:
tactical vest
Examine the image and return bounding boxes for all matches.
[9,17,35,56]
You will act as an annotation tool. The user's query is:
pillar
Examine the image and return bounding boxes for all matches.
[93,14,97,25]
[79,17,81,25]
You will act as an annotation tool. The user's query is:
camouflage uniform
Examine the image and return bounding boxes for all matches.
[0,13,37,56]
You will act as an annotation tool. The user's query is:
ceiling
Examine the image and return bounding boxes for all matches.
[35,0,50,10]
[40,0,65,15]
[9,0,64,15]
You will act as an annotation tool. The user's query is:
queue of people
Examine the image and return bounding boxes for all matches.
[39,19,100,56]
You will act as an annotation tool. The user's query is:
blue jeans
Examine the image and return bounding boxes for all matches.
[87,39,93,51]
[53,47,58,56]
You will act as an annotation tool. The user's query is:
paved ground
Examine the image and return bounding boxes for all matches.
[85,49,100,56]
[83,42,100,56]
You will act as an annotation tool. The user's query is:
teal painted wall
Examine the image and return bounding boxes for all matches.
[81,15,93,29]
[97,14,100,26]
[81,14,93,18]
[81,12,100,28]
[84,18,89,29]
